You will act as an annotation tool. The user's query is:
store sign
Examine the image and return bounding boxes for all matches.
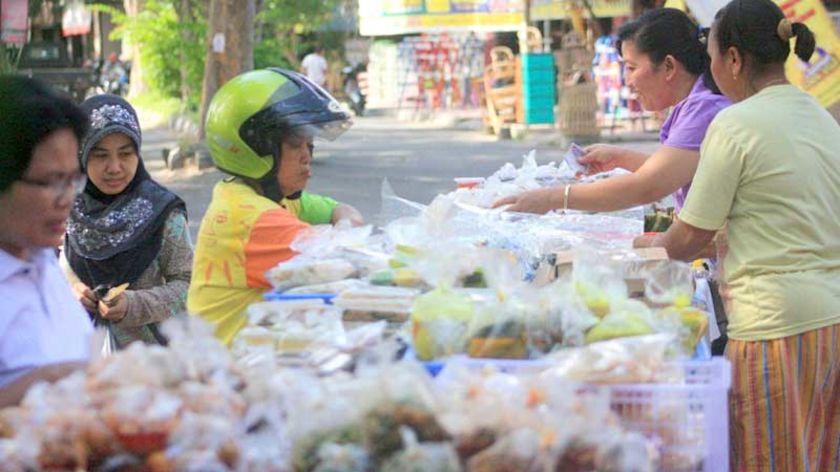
[359,0,525,36]
[529,0,632,21]
[1,0,28,44]
[779,0,840,108]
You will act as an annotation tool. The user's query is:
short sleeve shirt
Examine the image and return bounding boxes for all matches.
[282,192,338,225]
[0,249,92,386]
[659,77,730,210]
[188,180,309,345]
[680,85,840,341]
[301,53,328,86]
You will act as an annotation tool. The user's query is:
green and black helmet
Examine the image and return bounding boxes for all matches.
[205,68,352,180]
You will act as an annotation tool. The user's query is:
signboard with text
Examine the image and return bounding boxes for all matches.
[359,0,525,36]
[529,0,632,21]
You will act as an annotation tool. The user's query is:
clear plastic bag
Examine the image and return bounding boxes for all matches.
[541,334,683,384]
[266,258,358,291]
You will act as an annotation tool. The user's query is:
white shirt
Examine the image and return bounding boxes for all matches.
[0,248,92,387]
[301,53,328,86]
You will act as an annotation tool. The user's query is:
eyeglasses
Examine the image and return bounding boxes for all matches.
[18,173,87,205]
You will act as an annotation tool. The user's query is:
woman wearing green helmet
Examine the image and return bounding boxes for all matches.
[188,68,362,344]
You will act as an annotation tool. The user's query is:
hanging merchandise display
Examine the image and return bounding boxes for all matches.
[367,33,487,113]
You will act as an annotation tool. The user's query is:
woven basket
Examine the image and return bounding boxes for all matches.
[558,83,600,138]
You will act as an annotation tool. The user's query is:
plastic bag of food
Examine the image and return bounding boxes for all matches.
[464,251,530,359]
[643,261,710,355]
[466,428,543,472]
[541,334,682,384]
[555,431,656,472]
[584,299,656,344]
[266,257,358,291]
[311,442,371,472]
[409,247,477,361]
[238,301,346,355]
[570,248,629,319]
[379,429,461,472]
[411,287,474,361]
[334,285,421,323]
[284,278,369,295]
[100,386,182,456]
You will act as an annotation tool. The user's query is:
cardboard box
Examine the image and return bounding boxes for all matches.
[548,247,670,297]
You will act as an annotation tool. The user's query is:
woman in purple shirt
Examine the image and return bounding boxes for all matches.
[495,9,730,214]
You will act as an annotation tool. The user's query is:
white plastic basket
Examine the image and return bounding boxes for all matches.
[435,356,731,472]
[608,358,731,472]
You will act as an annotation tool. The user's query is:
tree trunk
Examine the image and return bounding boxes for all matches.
[176,0,194,103]
[198,0,256,139]
[124,0,149,98]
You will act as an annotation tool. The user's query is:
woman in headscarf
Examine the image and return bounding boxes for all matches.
[64,94,193,350]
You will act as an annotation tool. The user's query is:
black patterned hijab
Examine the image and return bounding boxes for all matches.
[65,95,186,290]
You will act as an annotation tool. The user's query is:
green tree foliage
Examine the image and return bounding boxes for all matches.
[92,0,206,109]
[85,0,345,111]
[254,0,341,70]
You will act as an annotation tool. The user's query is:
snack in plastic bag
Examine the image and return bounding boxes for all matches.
[466,320,528,359]
[285,279,369,295]
[334,285,420,323]
[542,334,681,384]
[379,429,461,472]
[312,442,371,472]
[466,428,542,472]
[266,257,357,291]
[362,402,450,461]
[411,287,474,361]
[584,300,655,344]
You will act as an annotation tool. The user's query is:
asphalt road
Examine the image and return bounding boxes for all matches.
[141,115,659,239]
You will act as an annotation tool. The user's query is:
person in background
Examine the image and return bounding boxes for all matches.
[188,68,361,344]
[494,8,730,216]
[63,95,192,350]
[301,44,328,88]
[635,1,840,469]
[0,76,92,407]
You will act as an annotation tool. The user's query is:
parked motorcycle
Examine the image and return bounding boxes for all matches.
[341,63,366,116]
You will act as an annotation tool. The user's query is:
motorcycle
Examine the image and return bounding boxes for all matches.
[92,57,130,96]
[341,63,366,117]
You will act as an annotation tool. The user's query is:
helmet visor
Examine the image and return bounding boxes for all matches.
[239,69,352,156]
[292,119,352,142]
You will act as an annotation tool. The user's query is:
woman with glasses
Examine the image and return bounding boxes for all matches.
[495,8,730,216]
[636,0,840,469]
[63,95,193,351]
[0,76,92,407]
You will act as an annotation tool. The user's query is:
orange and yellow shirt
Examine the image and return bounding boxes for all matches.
[187,180,309,344]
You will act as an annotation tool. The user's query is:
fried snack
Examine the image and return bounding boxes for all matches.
[102,283,130,303]
[362,402,450,461]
